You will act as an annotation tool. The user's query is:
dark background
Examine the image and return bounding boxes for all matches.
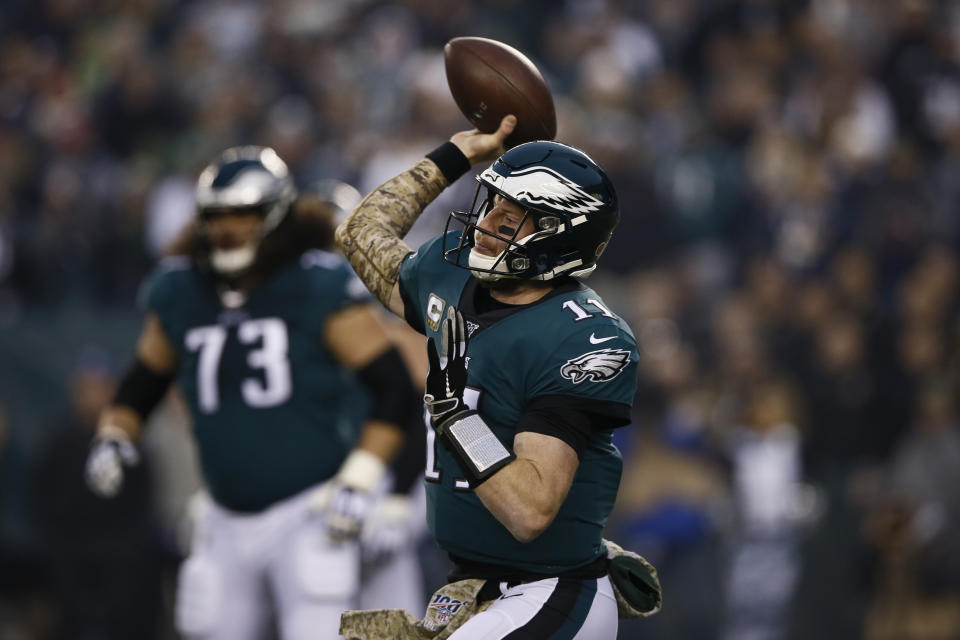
[2,1,960,638]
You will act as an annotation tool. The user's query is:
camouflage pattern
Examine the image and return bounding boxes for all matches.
[336,159,449,307]
[340,542,661,637]
[339,579,492,640]
[604,539,662,618]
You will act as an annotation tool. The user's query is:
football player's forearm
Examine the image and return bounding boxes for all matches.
[355,419,407,464]
[475,458,567,543]
[103,352,176,440]
[335,159,449,307]
[333,420,405,493]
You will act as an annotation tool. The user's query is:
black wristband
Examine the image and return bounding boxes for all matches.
[356,348,421,433]
[390,411,427,495]
[114,358,175,420]
[426,141,471,184]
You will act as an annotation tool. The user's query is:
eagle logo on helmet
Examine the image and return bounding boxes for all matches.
[444,140,618,282]
[481,166,604,215]
[560,348,631,384]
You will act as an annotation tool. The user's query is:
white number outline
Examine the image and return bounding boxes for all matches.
[425,386,480,490]
[561,298,619,321]
[185,318,293,413]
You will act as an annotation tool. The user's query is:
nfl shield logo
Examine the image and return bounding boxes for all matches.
[425,593,465,631]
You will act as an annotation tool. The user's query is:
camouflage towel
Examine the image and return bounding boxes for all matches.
[340,578,493,640]
[342,542,661,638]
[604,538,662,618]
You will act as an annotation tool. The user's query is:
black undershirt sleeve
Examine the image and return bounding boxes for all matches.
[516,395,632,459]
[388,409,427,494]
[355,348,421,431]
[114,358,176,420]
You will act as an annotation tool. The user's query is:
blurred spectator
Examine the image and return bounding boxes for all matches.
[29,347,164,640]
[0,402,27,563]
[0,401,50,639]
[862,379,960,640]
[723,378,805,640]
[611,396,727,640]
[787,308,876,639]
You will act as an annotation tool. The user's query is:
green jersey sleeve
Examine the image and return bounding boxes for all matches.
[139,256,193,327]
[398,231,470,335]
[299,250,373,319]
[529,322,639,410]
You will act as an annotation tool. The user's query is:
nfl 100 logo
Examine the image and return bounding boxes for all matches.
[426,592,466,628]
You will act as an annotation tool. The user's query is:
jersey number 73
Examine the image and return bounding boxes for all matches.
[185,318,292,413]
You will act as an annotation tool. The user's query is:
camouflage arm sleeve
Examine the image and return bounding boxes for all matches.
[335,159,449,307]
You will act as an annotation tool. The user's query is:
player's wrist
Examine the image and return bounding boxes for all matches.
[436,410,515,486]
[335,448,386,494]
[427,141,471,183]
[424,394,466,429]
[95,423,134,443]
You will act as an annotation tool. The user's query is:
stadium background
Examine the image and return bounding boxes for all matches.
[2,0,960,638]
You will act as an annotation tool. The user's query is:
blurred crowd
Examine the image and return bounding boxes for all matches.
[3,0,960,638]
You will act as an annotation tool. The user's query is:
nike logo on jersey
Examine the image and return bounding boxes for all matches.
[589,333,617,344]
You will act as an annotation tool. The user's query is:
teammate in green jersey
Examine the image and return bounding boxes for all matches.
[336,116,640,639]
[84,146,421,640]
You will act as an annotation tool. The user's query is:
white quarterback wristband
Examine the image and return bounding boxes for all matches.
[336,448,387,493]
[438,410,515,485]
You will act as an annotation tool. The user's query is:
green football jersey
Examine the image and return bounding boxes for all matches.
[399,231,639,574]
[143,250,372,512]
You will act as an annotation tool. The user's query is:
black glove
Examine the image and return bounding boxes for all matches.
[423,307,514,486]
[424,307,468,431]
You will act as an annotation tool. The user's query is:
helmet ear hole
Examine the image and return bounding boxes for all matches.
[510,256,530,272]
[538,216,560,232]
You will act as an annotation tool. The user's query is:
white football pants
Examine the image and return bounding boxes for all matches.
[448,575,618,639]
[174,487,356,640]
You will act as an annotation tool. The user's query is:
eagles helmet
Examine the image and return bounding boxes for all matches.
[442,140,619,281]
[195,146,297,274]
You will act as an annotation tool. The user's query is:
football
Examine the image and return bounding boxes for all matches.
[444,36,557,148]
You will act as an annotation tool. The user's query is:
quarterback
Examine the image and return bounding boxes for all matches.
[336,116,641,639]
[84,146,420,640]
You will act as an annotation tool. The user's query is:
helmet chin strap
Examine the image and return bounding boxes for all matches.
[210,244,257,274]
[205,202,287,276]
[467,248,512,281]
[467,223,560,282]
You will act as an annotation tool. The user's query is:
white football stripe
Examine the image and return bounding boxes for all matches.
[481,166,603,215]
